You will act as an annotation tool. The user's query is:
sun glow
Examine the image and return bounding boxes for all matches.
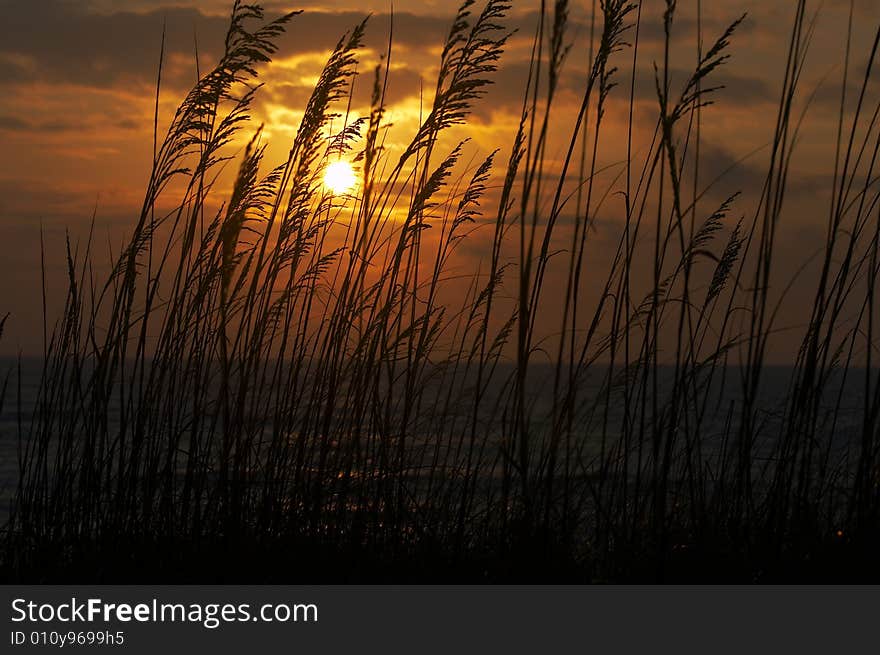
[324,160,357,195]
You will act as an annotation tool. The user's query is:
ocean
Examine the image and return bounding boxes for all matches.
[0,356,870,526]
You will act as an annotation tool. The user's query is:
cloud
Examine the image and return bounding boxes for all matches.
[0,3,608,94]
[0,116,30,131]
[0,1,227,90]
[0,3,461,92]
[0,113,140,135]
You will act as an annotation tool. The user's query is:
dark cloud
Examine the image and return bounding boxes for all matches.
[0,116,82,134]
[0,3,606,95]
[0,1,226,89]
[0,116,30,131]
[804,70,880,115]
[681,142,769,204]
[634,11,758,47]
[0,112,141,134]
[628,65,774,108]
[0,3,462,92]
[679,141,866,220]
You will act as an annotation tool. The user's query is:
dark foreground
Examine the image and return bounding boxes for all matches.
[4,523,880,583]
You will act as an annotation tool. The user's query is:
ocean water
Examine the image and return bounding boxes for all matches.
[0,358,42,523]
[0,356,871,525]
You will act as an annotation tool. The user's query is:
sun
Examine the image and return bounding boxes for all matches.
[324,160,357,195]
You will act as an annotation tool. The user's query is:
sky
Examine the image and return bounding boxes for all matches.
[1,0,878,359]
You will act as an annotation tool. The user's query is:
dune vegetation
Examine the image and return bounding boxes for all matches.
[2,0,880,581]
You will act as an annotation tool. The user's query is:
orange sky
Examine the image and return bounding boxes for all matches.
[1,0,878,358]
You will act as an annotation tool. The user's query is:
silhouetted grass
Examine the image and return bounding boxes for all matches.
[2,0,880,582]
